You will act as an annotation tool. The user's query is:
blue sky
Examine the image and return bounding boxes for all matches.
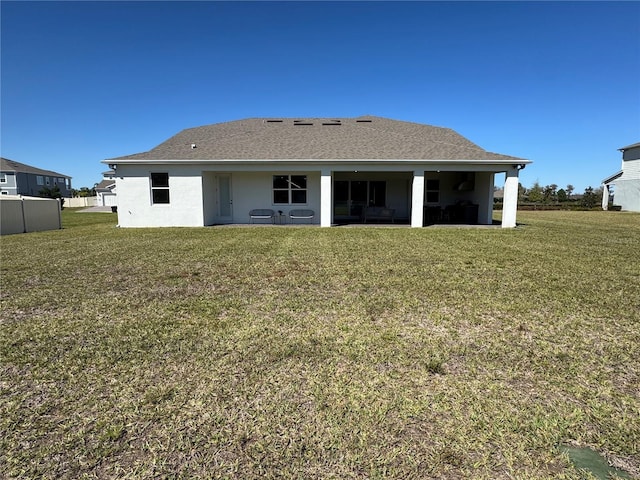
[2,1,639,192]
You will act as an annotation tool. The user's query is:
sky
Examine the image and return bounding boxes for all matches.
[1,1,639,192]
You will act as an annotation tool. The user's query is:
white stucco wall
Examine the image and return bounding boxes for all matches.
[115,165,204,227]
[605,157,640,212]
[112,161,519,227]
[227,171,321,224]
[116,167,322,227]
[612,179,640,212]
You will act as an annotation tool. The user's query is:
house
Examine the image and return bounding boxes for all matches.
[601,142,640,212]
[104,116,530,228]
[0,157,72,197]
[95,170,117,207]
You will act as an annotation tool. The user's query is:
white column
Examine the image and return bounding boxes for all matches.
[320,169,332,227]
[601,184,609,210]
[411,170,425,228]
[502,168,519,228]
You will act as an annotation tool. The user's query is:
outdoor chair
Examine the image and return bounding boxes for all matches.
[249,209,275,224]
[289,209,315,224]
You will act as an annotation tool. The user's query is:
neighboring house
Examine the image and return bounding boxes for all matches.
[95,170,117,207]
[0,157,72,197]
[104,116,531,228]
[602,142,640,212]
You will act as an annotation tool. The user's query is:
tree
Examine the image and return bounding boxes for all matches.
[527,181,544,203]
[518,183,527,202]
[557,188,567,202]
[581,186,598,209]
[72,186,96,197]
[39,185,65,208]
[566,184,574,199]
[543,184,558,203]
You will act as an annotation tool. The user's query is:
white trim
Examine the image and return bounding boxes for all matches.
[104,158,531,168]
[502,168,519,228]
[411,170,425,228]
[320,170,332,227]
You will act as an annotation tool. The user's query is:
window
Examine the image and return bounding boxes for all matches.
[150,173,170,204]
[36,176,44,185]
[45,177,50,185]
[426,179,440,203]
[59,177,65,184]
[0,173,6,183]
[1,191,7,195]
[273,175,307,204]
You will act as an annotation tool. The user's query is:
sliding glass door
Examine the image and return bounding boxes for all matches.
[334,180,386,218]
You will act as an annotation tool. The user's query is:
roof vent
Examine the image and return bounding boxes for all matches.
[266,119,283,123]
[191,143,197,149]
[356,119,372,123]
[294,122,313,126]
[322,122,341,126]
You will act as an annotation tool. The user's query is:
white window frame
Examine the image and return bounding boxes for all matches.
[0,173,6,183]
[36,175,44,185]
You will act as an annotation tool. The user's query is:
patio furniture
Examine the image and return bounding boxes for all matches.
[249,209,275,223]
[363,206,395,223]
[289,209,315,224]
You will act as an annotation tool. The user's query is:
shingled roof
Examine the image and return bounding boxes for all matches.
[1,157,70,178]
[110,116,525,162]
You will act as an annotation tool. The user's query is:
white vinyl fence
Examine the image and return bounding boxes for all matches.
[0,195,62,235]
[65,196,98,208]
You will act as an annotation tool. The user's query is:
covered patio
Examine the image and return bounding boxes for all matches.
[319,163,524,228]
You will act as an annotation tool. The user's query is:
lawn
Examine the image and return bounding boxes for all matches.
[1,210,638,479]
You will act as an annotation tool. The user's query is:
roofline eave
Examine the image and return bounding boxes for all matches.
[104,158,531,167]
[602,170,623,184]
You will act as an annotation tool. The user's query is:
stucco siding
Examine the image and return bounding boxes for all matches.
[228,171,321,224]
[613,179,640,212]
[115,165,204,227]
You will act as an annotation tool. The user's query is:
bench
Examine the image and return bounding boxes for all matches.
[249,209,275,223]
[363,206,395,223]
[289,209,315,224]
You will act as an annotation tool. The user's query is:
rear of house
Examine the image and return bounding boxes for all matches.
[602,142,640,212]
[105,116,530,228]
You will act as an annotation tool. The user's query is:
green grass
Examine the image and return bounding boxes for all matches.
[1,210,639,479]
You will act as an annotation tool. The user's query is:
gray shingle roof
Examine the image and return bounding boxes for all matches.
[95,179,115,189]
[109,116,525,162]
[619,142,640,150]
[0,157,71,178]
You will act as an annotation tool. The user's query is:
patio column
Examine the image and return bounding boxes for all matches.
[502,167,519,228]
[320,169,332,227]
[601,184,610,210]
[411,170,425,228]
